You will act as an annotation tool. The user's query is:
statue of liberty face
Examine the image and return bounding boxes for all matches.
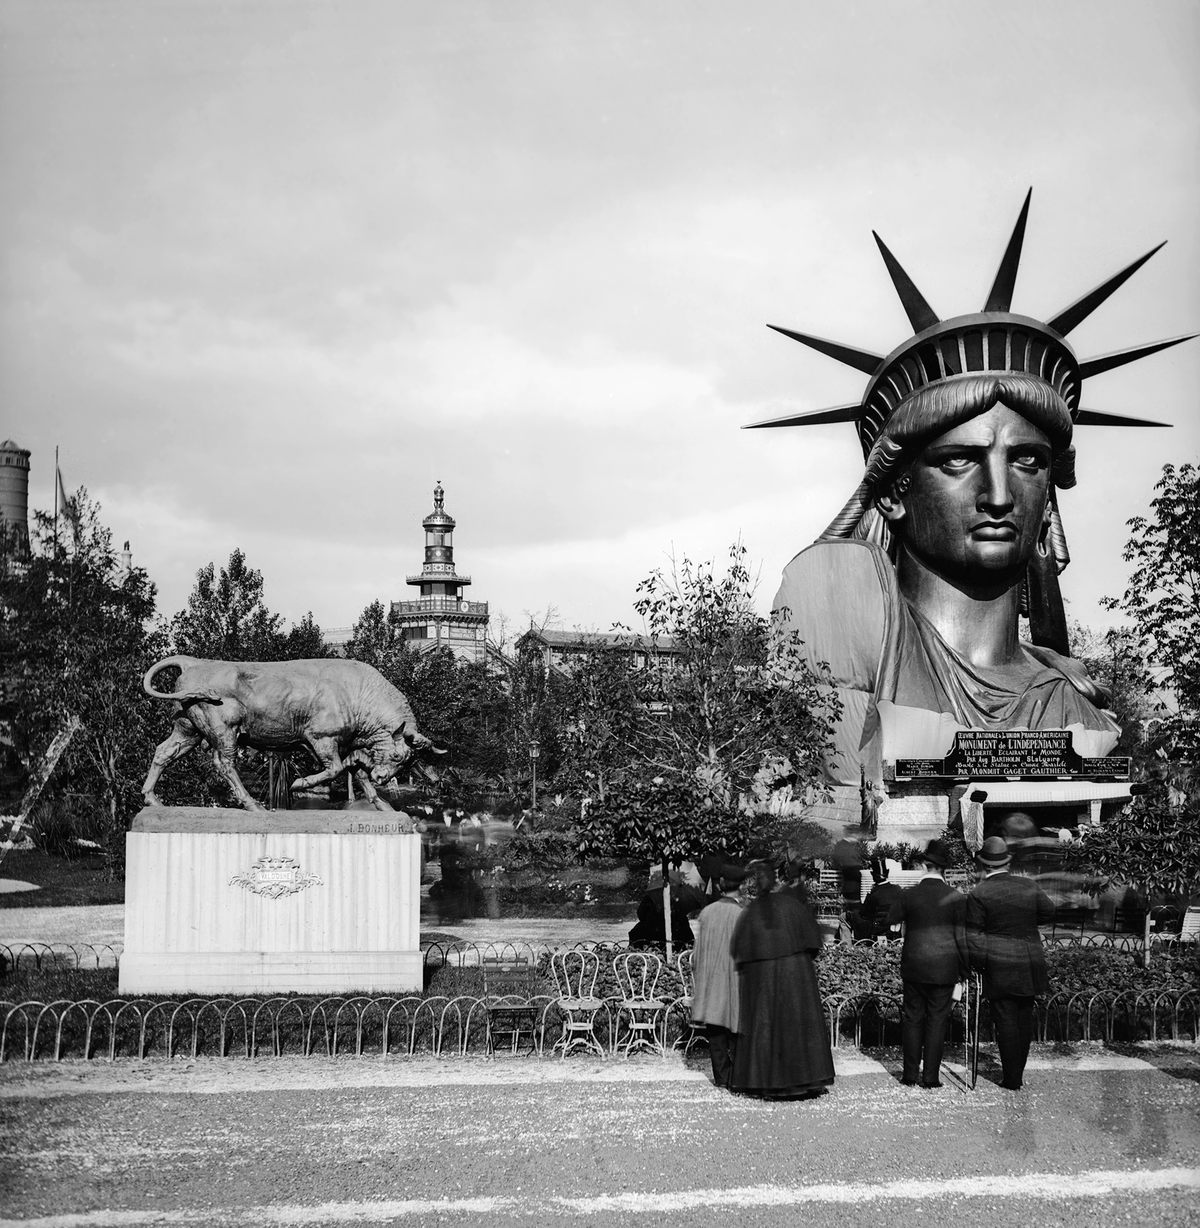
[879,402,1053,593]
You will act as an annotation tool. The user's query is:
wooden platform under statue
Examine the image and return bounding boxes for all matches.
[119,808,421,995]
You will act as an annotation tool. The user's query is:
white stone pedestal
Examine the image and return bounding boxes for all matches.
[119,808,422,995]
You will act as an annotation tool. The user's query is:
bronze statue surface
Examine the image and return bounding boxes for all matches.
[141,655,445,814]
[752,192,1194,784]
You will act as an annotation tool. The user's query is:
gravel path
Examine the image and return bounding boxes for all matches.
[1,1049,1198,1226]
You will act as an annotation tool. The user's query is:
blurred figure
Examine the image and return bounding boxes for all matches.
[730,860,834,1100]
[690,865,748,1089]
[778,853,812,907]
[890,839,968,1088]
[628,866,708,950]
[967,837,1055,1091]
[858,857,903,941]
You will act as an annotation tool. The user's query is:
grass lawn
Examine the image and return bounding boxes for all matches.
[0,848,124,908]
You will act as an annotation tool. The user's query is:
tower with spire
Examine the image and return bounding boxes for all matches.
[391,482,489,663]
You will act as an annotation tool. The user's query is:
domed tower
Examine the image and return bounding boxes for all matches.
[391,482,489,662]
[0,440,31,557]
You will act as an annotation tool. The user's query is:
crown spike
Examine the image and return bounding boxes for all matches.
[767,324,882,375]
[1079,334,1197,380]
[743,404,862,430]
[983,187,1032,313]
[1047,243,1168,336]
[872,231,940,332]
[1075,408,1172,428]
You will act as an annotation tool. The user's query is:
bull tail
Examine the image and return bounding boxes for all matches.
[142,655,222,703]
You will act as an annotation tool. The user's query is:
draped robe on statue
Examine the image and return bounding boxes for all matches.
[773,539,1120,785]
[730,892,834,1098]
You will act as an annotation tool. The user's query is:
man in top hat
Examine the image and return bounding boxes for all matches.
[859,856,904,942]
[889,839,968,1088]
[690,864,747,1089]
[966,835,1055,1090]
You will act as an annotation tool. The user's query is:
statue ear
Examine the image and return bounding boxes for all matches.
[875,488,907,524]
[875,472,912,524]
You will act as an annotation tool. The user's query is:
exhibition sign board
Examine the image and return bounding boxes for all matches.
[895,729,1131,782]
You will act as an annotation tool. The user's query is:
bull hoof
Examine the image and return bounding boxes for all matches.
[143,793,163,807]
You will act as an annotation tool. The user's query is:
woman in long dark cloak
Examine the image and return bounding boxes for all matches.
[730,860,835,1099]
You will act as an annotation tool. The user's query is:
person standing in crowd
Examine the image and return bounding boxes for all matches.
[690,865,747,1090]
[858,857,903,941]
[967,836,1055,1091]
[890,839,967,1089]
[730,860,835,1100]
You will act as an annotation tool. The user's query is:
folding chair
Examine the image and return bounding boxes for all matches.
[549,949,606,1058]
[480,945,541,1056]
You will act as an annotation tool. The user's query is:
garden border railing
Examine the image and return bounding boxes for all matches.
[2,937,1196,1061]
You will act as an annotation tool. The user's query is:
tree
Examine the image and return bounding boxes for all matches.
[627,543,838,813]
[344,600,409,675]
[550,636,647,804]
[170,548,290,660]
[282,611,332,659]
[577,543,840,954]
[1103,463,1200,714]
[0,489,167,848]
[1069,620,1160,757]
[1071,726,1200,963]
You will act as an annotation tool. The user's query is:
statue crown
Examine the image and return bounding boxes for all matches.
[746,189,1194,458]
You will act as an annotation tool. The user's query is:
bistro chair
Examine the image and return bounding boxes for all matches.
[671,947,705,1054]
[612,950,667,1056]
[549,949,607,1058]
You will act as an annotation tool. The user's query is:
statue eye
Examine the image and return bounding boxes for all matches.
[1012,451,1048,472]
[939,454,974,473]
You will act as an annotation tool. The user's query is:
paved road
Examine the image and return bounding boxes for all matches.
[2,1045,1198,1227]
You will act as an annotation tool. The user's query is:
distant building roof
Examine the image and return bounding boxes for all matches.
[520,628,680,653]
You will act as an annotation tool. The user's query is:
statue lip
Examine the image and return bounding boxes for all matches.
[971,520,1018,539]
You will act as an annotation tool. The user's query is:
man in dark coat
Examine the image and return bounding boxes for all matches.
[730,861,835,1100]
[628,875,709,950]
[967,836,1055,1091]
[890,839,967,1088]
[858,858,903,941]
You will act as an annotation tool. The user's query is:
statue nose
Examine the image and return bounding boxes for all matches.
[977,457,1014,513]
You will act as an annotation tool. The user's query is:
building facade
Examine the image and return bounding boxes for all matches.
[390,482,489,664]
[0,439,31,557]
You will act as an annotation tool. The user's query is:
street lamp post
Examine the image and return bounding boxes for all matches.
[529,740,540,810]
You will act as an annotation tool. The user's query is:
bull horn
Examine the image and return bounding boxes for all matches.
[400,727,448,755]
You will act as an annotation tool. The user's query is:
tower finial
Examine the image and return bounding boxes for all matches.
[433,481,444,510]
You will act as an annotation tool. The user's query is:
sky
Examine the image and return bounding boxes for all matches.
[2,0,1198,642]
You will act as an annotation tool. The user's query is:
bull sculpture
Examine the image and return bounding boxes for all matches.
[140,656,446,814]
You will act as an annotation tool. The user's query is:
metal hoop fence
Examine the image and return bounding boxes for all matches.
[2,937,1196,1061]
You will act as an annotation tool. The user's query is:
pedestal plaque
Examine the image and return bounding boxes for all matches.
[119,808,422,995]
[895,730,1131,781]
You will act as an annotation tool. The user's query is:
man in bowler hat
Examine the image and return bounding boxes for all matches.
[967,836,1055,1090]
[889,839,967,1088]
